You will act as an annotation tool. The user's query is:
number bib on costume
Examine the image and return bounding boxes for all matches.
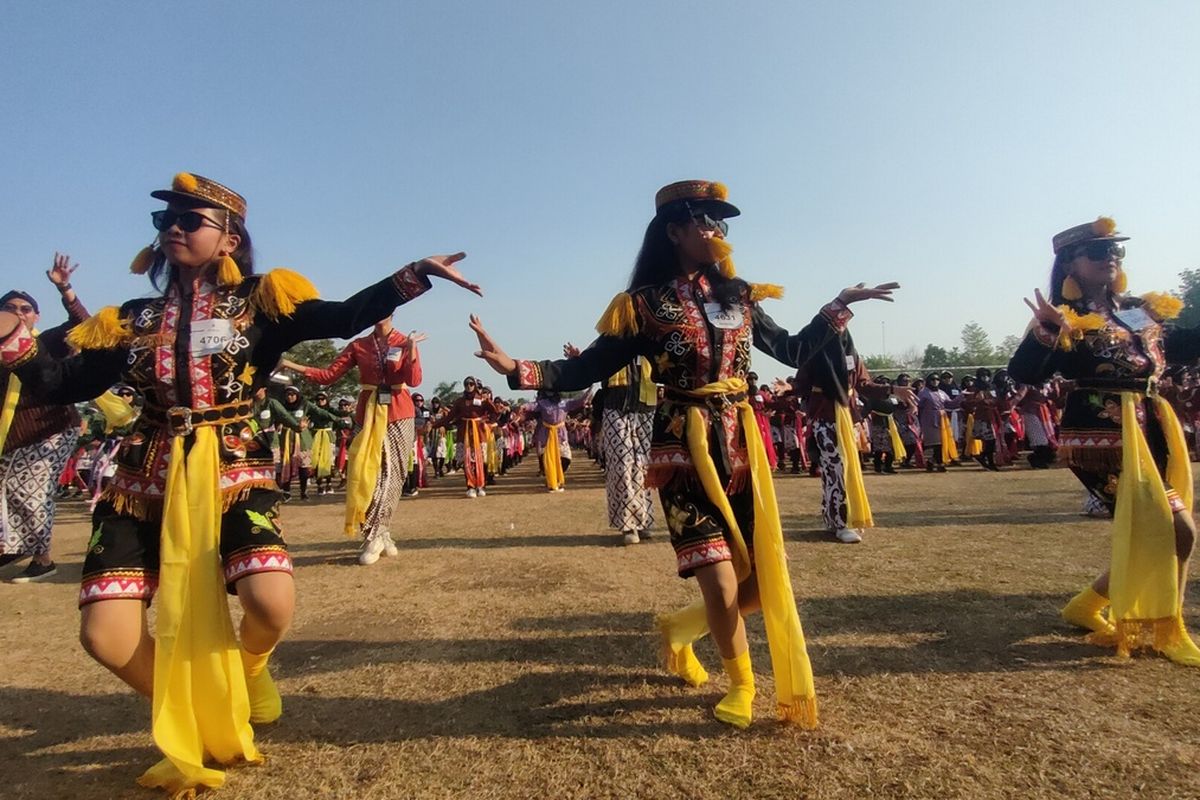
[387,346,404,363]
[703,302,744,330]
[189,318,237,356]
[1115,307,1154,332]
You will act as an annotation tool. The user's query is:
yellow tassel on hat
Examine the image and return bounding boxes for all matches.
[250,268,320,321]
[1062,275,1083,301]
[67,306,132,351]
[216,255,243,287]
[173,172,199,193]
[750,283,785,302]
[130,246,155,275]
[1112,267,1128,294]
[1092,216,1117,236]
[709,182,729,201]
[595,291,639,337]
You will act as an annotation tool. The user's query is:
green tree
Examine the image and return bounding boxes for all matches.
[1177,268,1200,328]
[283,339,359,399]
[960,321,994,364]
[432,381,459,402]
[863,354,902,371]
[994,334,1022,363]
[921,344,967,368]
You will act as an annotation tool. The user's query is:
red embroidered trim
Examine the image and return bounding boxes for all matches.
[820,300,854,331]
[515,360,543,390]
[1,324,37,367]
[79,571,158,606]
[676,540,732,574]
[223,547,293,584]
[392,264,432,302]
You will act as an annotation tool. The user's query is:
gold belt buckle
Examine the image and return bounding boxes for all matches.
[165,406,194,437]
[1146,377,1159,398]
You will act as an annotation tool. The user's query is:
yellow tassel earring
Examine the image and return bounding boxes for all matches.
[1112,267,1127,294]
[1062,275,1083,301]
[216,254,244,287]
[130,245,156,275]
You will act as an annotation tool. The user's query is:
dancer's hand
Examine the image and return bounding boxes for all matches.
[1023,288,1068,331]
[563,342,581,358]
[406,331,429,348]
[47,252,78,287]
[892,385,915,404]
[414,253,482,297]
[470,314,517,375]
[837,282,899,305]
[279,358,303,372]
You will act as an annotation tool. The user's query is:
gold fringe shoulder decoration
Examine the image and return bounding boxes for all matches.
[1140,291,1183,322]
[595,292,639,337]
[1055,305,1106,351]
[67,306,133,351]
[749,283,785,302]
[250,268,320,321]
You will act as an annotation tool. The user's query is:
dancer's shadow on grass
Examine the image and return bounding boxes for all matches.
[781,508,1099,539]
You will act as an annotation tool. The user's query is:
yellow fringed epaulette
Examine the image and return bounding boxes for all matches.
[250,268,320,321]
[595,291,639,337]
[1140,291,1183,322]
[1056,305,1106,351]
[749,283,785,302]
[67,306,132,350]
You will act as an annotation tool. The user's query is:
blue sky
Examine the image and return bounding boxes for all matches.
[3,2,1198,392]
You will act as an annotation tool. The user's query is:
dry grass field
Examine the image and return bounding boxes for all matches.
[2,457,1198,799]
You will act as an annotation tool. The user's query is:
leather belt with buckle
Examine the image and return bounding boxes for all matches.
[145,402,255,437]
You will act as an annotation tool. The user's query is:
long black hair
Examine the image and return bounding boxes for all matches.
[626,211,747,309]
[147,211,255,293]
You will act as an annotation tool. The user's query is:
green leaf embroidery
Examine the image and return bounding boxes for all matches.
[87,523,104,551]
[245,509,275,533]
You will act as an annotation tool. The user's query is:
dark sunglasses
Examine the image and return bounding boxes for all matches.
[116,390,135,398]
[1075,241,1125,262]
[691,213,729,236]
[2,303,36,314]
[151,209,226,233]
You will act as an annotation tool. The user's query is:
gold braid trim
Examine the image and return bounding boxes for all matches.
[67,306,132,350]
[250,268,320,321]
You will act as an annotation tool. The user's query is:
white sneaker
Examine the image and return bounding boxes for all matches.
[358,535,386,565]
[556,486,565,492]
[622,531,640,545]
[835,528,863,544]
[477,487,487,497]
[466,488,477,499]
[383,535,399,558]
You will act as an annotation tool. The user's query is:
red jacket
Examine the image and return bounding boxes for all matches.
[301,329,421,423]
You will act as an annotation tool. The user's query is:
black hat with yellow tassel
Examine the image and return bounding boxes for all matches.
[131,172,248,288]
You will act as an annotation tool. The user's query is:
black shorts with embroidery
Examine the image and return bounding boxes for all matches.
[79,488,292,607]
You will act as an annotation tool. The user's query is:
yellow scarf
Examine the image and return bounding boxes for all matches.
[939,412,959,460]
[1108,393,1193,654]
[886,415,907,462]
[312,428,334,478]
[834,404,874,529]
[485,423,501,475]
[681,377,818,726]
[542,421,565,490]
[138,426,260,797]
[95,389,137,434]
[464,417,487,489]
[344,386,390,537]
[963,413,983,457]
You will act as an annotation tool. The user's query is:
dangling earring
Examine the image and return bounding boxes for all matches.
[130,244,156,275]
[1062,275,1083,301]
[1111,267,1127,294]
[216,253,243,287]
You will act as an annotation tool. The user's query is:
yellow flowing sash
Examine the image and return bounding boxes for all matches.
[542,421,565,490]
[834,404,874,529]
[886,415,907,462]
[485,424,501,475]
[963,413,983,457]
[95,390,138,434]
[939,412,959,461]
[138,426,260,797]
[0,374,21,455]
[343,386,390,537]
[464,417,487,488]
[681,377,818,727]
[312,428,334,478]
[1108,393,1193,654]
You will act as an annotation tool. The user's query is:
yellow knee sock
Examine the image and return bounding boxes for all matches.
[656,600,710,687]
[714,649,755,729]
[1061,586,1115,637]
[1161,615,1200,667]
[241,646,282,724]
